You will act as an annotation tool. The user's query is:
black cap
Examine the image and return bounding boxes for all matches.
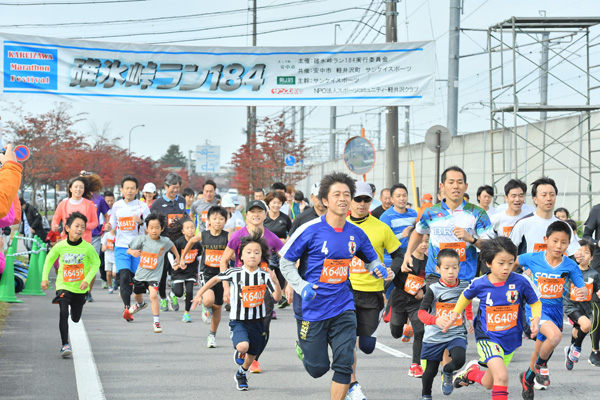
[246,200,267,212]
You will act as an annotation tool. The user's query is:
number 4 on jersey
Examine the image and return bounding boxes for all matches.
[486,292,494,306]
[321,241,329,255]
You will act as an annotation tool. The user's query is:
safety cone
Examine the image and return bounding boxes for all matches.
[0,246,24,303]
[21,239,45,296]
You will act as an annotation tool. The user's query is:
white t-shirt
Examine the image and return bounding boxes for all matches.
[489,209,530,238]
[509,212,580,255]
[280,203,290,216]
[496,203,536,215]
[101,231,116,263]
[109,199,150,248]
[224,210,245,232]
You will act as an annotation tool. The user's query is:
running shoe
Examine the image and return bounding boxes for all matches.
[249,360,261,373]
[160,298,168,311]
[60,344,72,358]
[86,292,94,302]
[533,363,550,389]
[122,307,134,322]
[564,346,574,371]
[272,310,277,320]
[589,350,600,367]
[153,322,162,333]
[420,396,432,400]
[225,303,231,312]
[101,281,108,289]
[169,293,179,311]
[234,350,246,365]
[201,305,212,324]
[295,340,304,361]
[569,344,581,363]
[441,371,454,395]
[452,360,479,388]
[277,296,289,309]
[346,382,366,400]
[401,324,413,342]
[382,301,391,323]
[234,371,248,391]
[207,334,217,348]
[520,371,534,400]
[408,363,424,378]
[108,287,114,294]
[182,313,192,323]
[129,301,148,315]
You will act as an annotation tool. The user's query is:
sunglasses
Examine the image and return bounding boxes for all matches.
[354,196,372,203]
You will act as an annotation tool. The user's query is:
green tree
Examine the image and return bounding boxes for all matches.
[159,144,187,167]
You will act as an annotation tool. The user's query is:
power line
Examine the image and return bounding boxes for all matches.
[0,0,147,5]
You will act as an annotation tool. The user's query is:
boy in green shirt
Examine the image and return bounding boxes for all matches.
[42,211,100,357]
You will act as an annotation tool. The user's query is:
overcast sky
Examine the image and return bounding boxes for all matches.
[1,0,597,167]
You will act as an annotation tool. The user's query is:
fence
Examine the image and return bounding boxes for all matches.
[0,235,48,303]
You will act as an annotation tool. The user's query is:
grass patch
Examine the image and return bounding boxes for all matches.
[0,302,10,337]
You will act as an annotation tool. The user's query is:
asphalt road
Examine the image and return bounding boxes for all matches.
[1,278,600,400]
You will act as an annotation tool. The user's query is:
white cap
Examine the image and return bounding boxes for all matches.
[221,195,235,208]
[310,183,319,197]
[142,183,156,193]
[354,182,373,199]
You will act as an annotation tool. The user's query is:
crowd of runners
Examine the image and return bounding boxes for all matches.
[1,143,600,400]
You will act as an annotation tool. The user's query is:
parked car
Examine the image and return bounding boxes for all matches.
[19,188,67,211]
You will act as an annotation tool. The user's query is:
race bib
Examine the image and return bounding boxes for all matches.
[349,256,368,274]
[242,284,266,308]
[139,252,159,270]
[320,259,350,284]
[168,214,184,225]
[63,263,84,283]
[118,216,135,231]
[404,274,425,295]
[537,276,565,299]
[435,302,462,327]
[106,238,115,250]
[502,226,513,237]
[204,249,224,268]
[201,210,209,223]
[533,243,547,252]
[440,242,466,262]
[184,249,198,264]
[570,282,593,302]
[486,304,518,331]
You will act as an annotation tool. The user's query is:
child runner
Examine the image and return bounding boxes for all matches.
[191,231,282,391]
[447,237,541,400]
[41,212,100,357]
[563,239,600,370]
[101,228,116,293]
[389,233,428,378]
[517,221,587,394]
[180,206,229,347]
[169,216,202,322]
[418,249,473,400]
[182,187,195,216]
[127,213,180,333]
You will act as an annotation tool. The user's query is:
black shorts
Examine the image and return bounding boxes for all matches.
[203,270,224,306]
[133,280,159,294]
[352,289,384,337]
[52,290,86,306]
[568,310,587,325]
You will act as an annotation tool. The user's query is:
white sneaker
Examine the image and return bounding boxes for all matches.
[207,334,217,348]
[202,304,212,324]
[346,382,366,400]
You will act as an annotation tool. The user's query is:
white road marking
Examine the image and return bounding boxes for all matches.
[69,319,106,400]
[375,342,412,358]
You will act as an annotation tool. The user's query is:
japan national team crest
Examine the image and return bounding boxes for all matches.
[506,290,518,304]
[348,241,356,255]
[179,203,185,210]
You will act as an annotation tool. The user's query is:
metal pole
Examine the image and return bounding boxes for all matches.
[377,111,382,150]
[540,32,550,121]
[329,107,337,161]
[299,106,305,142]
[291,106,296,139]
[247,0,257,142]
[404,106,410,146]
[447,0,461,136]
[385,0,399,187]
[187,150,192,177]
[128,124,145,156]
[435,130,441,198]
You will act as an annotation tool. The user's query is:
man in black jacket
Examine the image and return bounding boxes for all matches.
[19,198,48,249]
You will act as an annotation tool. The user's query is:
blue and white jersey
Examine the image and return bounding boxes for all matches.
[380,206,418,265]
[416,200,492,280]
[518,252,585,309]
[463,273,540,354]
[281,215,379,322]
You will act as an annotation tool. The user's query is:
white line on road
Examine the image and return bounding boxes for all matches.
[69,319,106,400]
[375,342,412,358]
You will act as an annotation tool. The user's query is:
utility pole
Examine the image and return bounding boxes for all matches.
[330,24,341,161]
[540,32,549,121]
[385,0,399,187]
[291,106,296,139]
[404,106,410,145]
[299,106,305,141]
[246,0,257,144]
[187,150,193,177]
[447,0,461,136]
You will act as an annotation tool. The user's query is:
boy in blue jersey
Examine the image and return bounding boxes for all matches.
[446,237,541,400]
[280,172,388,400]
[517,221,587,395]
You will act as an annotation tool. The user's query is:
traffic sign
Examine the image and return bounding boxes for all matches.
[14,145,30,161]
[285,155,296,166]
[195,145,220,174]
[284,166,299,173]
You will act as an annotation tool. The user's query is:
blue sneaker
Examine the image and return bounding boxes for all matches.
[565,346,574,370]
[60,344,72,358]
[569,344,581,363]
[441,371,454,395]
[234,350,246,366]
[234,371,248,391]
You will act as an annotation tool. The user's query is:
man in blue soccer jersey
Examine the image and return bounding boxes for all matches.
[280,172,388,400]
[380,183,418,262]
[401,166,492,283]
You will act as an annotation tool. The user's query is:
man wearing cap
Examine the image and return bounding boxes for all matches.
[141,182,157,209]
[190,179,218,233]
[219,199,285,372]
[380,183,419,265]
[370,188,392,220]
[345,181,401,399]
[150,172,186,312]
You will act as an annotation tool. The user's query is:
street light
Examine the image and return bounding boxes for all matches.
[128,124,145,156]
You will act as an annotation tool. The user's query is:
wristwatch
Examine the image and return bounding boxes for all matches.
[471,236,478,245]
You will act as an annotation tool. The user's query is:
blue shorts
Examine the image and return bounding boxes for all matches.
[114,246,139,273]
[526,303,563,342]
[229,319,266,356]
[421,337,467,362]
